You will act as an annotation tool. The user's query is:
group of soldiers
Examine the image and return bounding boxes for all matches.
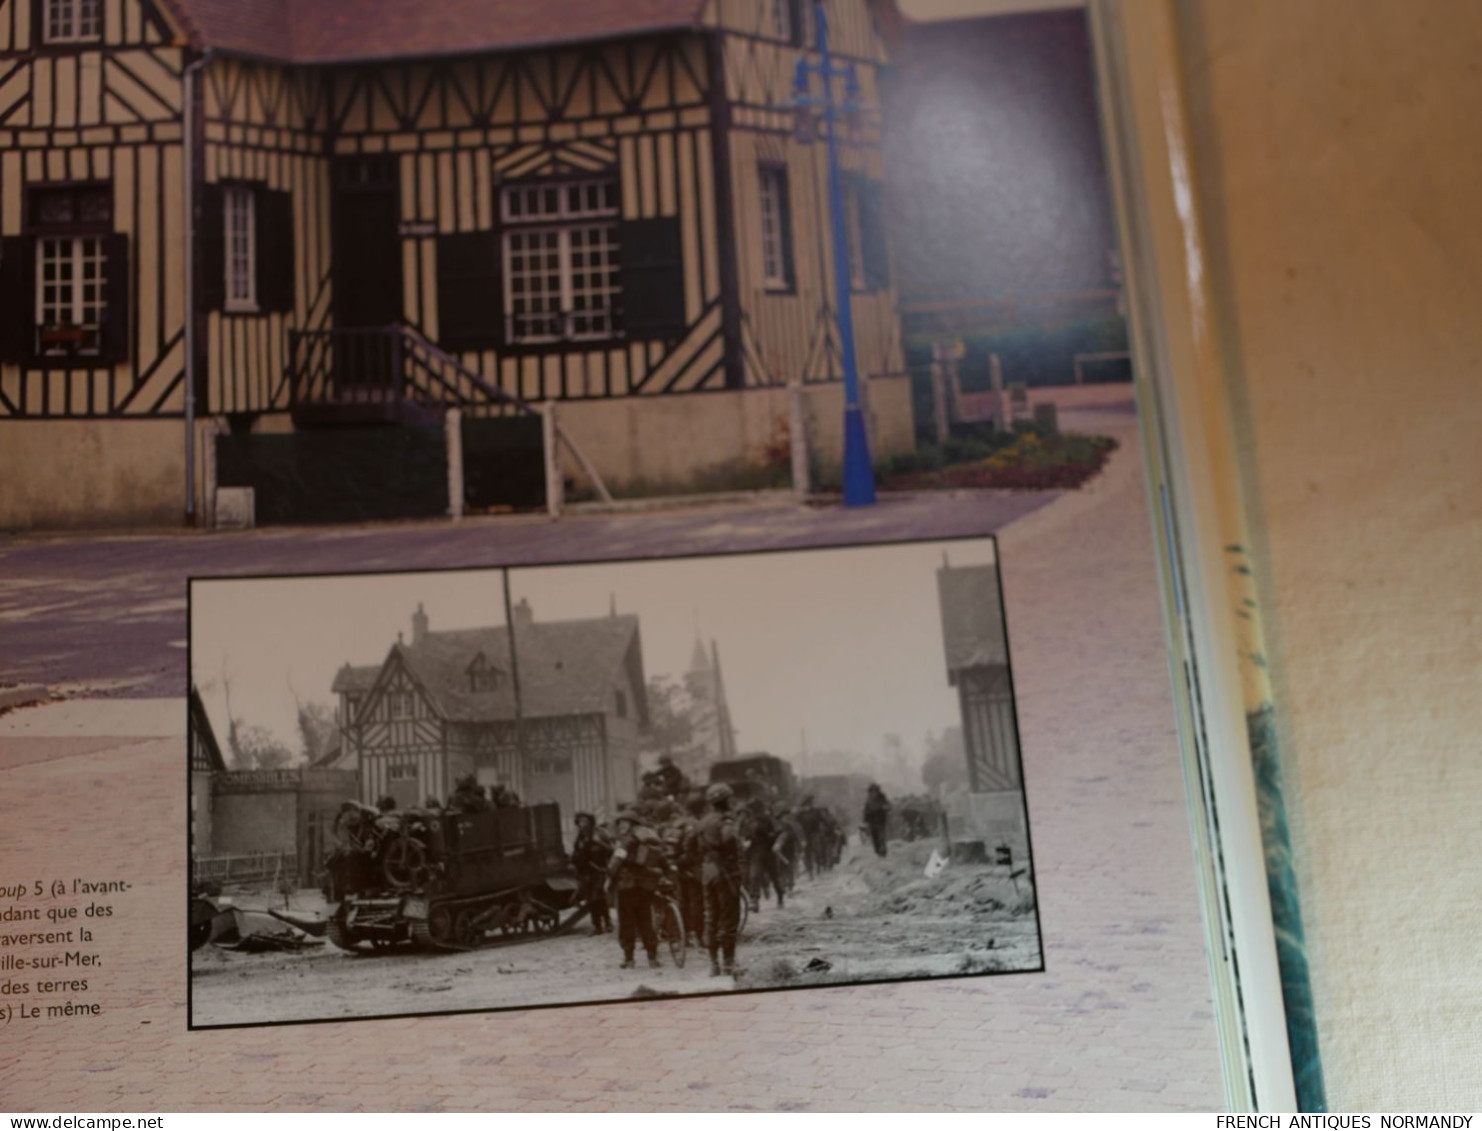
[567,755,858,978]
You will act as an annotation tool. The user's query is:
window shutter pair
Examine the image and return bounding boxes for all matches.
[0,234,128,365]
[201,183,294,313]
[436,218,687,349]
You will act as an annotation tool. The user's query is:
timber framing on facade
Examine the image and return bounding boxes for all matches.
[328,599,649,825]
[0,0,904,423]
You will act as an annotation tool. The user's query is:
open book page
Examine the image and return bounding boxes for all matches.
[0,0,1252,1112]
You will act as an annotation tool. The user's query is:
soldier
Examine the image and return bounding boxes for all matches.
[491,783,522,809]
[571,812,613,935]
[772,805,804,894]
[743,797,785,911]
[698,783,744,977]
[675,792,707,947]
[651,753,687,799]
[864,783,892,858]
[450,774,490,814]
[607,808,666,969]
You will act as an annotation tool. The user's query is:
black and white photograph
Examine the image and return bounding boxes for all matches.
[187,536,1040,1027]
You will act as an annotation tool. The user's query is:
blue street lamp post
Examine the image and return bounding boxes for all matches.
[792,3,876,506]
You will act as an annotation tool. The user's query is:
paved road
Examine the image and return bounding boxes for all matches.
[0,489,1054,699]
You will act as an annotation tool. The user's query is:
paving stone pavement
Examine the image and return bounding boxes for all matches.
[0,391,1227,1110]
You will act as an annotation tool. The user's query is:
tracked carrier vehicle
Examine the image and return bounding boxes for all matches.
[326,802,580,952]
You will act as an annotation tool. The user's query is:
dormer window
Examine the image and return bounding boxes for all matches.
[44,0,103,44]
[466,653,504,693]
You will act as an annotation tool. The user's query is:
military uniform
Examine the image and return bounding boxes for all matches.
[698,793,744,975]
[608,820,666,967]
[572,817,613,934]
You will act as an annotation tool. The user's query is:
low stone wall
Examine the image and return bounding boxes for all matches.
[555,375,916,495]
[0,418,206,531]
[1,377,918,528]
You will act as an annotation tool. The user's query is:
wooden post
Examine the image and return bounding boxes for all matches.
[445,407,463,521]
[541,401,563,518]
[788,380,811,497]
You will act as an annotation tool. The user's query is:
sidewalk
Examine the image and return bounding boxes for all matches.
[0,385,1226,1110]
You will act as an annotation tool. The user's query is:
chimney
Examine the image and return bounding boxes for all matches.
[513,598,534,632]
[412,602,428,645]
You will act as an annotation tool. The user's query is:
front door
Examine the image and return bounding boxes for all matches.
[332,156,402,393]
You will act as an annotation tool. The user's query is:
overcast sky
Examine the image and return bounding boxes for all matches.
[190,537,1000,769]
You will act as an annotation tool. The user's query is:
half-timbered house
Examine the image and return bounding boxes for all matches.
[0,0,911,528]
[329,599,649,834]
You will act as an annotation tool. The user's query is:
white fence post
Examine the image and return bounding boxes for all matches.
[202,423,218,529]
[445,407,463,521]
[990,352,1009,431]
[788,380,811,497]
[542,401,564,518]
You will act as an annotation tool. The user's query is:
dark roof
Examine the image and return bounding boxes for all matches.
[331,663,380,694]
[381,614,644,723]
[937,563,1009,675]
[161,0,705,63]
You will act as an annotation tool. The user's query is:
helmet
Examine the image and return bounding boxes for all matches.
[658,754,674,767]
[706,783,733,806]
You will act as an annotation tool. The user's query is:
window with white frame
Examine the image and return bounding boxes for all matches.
[759,165,793,291]
[224,185,257,312]
[36,235,106,356]
[501,178,621,344]
[44,0,102,43]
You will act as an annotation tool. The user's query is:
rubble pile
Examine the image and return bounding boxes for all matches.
[849,840,1033,919]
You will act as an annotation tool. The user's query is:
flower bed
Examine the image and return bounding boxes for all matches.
[879,430,1118,492]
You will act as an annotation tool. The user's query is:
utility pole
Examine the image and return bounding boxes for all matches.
[791,3,876,507]
[501,570,526,794]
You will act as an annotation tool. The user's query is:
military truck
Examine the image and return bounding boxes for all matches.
[325,800,580,951]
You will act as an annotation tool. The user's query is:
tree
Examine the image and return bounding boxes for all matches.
[639,674,696,764]
[921,726,969,792]
[228,722,295,771]
[220,668,297,770]
[290,684,338,765]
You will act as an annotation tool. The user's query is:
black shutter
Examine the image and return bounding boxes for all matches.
[99,233,130,365]
[256,188,295,313]
[435,231,502,352]
[861,179,890,291]
[619,217,685,341]
[789,0,808,45]
[0,236,34,363]
[200,183,225,312]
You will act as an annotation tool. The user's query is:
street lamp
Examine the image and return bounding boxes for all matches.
[790,2,876,507]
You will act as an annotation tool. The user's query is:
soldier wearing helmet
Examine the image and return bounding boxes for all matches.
[652,753,687,799]
[607,807,666,969]
[697,782,744,977]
